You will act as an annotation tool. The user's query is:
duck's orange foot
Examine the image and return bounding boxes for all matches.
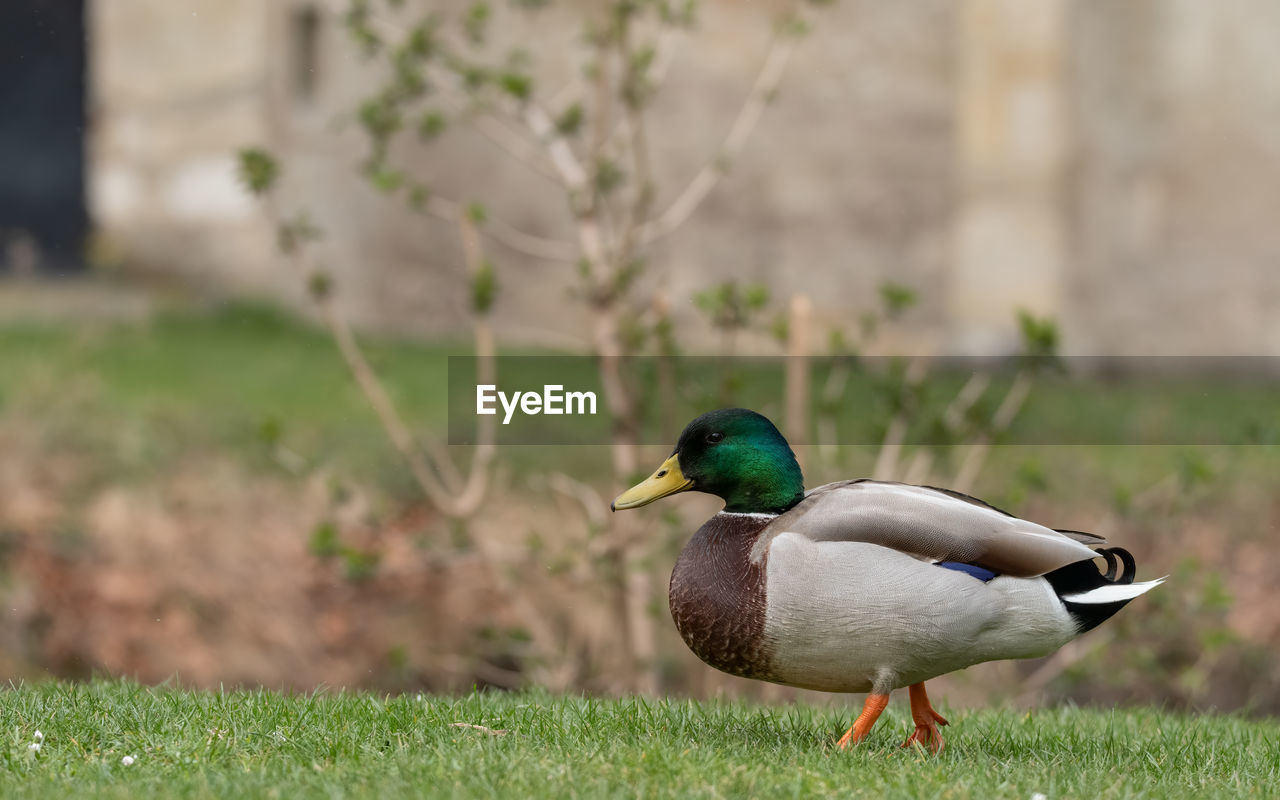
[900,720,946,753]
[900,682,948,754]
[837,692,889,750]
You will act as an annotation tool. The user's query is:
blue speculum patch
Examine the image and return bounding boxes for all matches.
[936,561,998,582]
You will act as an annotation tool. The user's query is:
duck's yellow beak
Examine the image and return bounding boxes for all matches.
[611,455,693,511]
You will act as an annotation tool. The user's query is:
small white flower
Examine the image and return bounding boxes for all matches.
[28,742,41,752]
[121,755,135,766]
[33,730,44,741]
[1031,793,1048,800]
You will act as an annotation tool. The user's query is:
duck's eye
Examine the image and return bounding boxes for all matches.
[705,432,724,444]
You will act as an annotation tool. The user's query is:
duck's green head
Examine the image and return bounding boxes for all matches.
[611,408,805,514]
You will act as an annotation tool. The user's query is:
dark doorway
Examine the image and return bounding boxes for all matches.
[0,0,87,273]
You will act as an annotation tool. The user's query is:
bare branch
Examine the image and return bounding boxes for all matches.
[294,214,561,657]
[352,4,562,183]
[951,371,1033,493]
[421,21,595,197]
[448,213,498,517]
[901,371,991,483]
[558,18,682,148]
[436,92,562,182]
[640,25,799,243]
[872,415,909,482]
[944,372,992,430]
[872,357,928,482]
[544,472,608,529]
[315,295,462,511]
[613,14,658,269]
[485,214,577,261]
[902,450,934,485]
[424,195,578,261]
[474,115,558,178]
[784,294,812,455]
[589,25,615,167]
[523,103,608,270]
[816,361,850,466]
[523,104,591,192]
[992,370,1033,430]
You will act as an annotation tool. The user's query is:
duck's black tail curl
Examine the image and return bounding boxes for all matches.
[1044,546,1154,633]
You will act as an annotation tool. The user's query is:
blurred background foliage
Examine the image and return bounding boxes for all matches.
[0,0,1278,716]
[2,296,1278,712]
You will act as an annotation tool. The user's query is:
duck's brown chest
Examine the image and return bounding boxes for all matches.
[668,513,776,681]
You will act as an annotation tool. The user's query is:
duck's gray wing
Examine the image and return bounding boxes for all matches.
[764,480,1100,577]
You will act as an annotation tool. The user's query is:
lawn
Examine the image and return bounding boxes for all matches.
[1,681,1276,799]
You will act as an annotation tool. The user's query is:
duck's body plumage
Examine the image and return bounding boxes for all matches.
[763,532,1076,692]
[615,408,1163,752]
[668,479,1155,695]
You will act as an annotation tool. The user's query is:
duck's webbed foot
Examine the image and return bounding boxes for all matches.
[836,692,890,749]
[900,682,948,754]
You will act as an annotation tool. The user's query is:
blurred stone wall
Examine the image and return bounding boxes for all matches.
[1068,0,1280,356]
[87,0,1280,355]
[88,1,285,297]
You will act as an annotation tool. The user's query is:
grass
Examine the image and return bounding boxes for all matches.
[1,681,1276,799]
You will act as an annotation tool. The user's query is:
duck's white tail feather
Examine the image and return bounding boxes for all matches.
[1061,576,1165,605]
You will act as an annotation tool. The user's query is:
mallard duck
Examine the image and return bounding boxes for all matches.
[612,408,1162,752]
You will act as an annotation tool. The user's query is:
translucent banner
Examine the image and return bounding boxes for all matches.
[447,355,1280,446]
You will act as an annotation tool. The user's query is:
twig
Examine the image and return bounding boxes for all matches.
[472,113,560,181]
[901,371,991,485]
[423,195,577,262]
[522,103,608,271]
[523,104,590,191]
[1091,451,1230,537]
[639,20,800,243]
[651,292,678,443]
[902,451,934,485]
[784,295,812,460]
[944,372,992,430]
[545,472,608,529]
[992,370,1033,430]
[816,360,850,466]
[872,416,909,482]
[318,285,480,513]
[350,2,564,184]
[872,358,928,481]
[598,23,683,159]
[612,10,657,272]
[256,191,569,667]
[614,106,653,266]
[951,371,1032,493]
[436,92,562,183]
[450,722,510,736]
[443,214,499,517]
[315,297,461,511]
[590,20,615,165]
